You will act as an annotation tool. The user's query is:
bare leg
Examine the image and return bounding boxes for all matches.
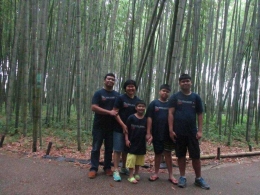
[134,165,140,175]
[113,151,121,171]
[149,153,161,180]
[154,153,161,176]
[128,168,138,183]
[192,158,201,178]
[164,151,177,184]
[164,151,174,179]
[178,157,186,176]
[128,168,134,178]
[122,152,127,168]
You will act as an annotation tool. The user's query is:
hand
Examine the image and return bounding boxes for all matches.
[109,110,118,117]
[125,140,131,147]
[146,134,153,145]
[196,131,202,140]
[169,131,176,142]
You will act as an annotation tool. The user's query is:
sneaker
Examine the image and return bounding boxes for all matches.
[120,167,130,175]
[194,177,210,190]
[105,169,113,176]
[88,171,97,179]
[178,176,187,188]
[113,171,121,182]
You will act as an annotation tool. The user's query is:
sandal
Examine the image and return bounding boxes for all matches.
[149,175,159,181]
[168,178,178,185]
[134,174,140,181]
[128,177,138,184]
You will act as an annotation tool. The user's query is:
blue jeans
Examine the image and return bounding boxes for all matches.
[90,129,113,172]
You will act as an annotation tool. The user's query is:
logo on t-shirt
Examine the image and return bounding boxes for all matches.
[155,106,168,111]
[131,124,145,130]
[102,96,116,101]
[123,102,128,107]
[177,99,193,104]
[123,102,135,108]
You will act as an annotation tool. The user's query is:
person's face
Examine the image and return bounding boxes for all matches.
[179,79,192,90]
[104,76,115,88]
[135,104,146,114]
[159,89,170,100]
[125,84,136,96]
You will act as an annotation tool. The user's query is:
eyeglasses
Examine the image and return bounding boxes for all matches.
[106,77,115,81]
[180,79,191,83]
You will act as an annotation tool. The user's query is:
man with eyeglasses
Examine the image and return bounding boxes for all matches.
[88,73,120,179]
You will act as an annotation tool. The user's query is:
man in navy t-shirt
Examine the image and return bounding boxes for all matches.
[168,74,210,190]
[88,73,120,179]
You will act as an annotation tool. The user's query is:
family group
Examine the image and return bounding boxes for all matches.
[88,73,210,190]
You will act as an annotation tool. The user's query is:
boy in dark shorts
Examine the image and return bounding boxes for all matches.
[168,73,210,189]
[125,101,147,184]
[146,84,177,184]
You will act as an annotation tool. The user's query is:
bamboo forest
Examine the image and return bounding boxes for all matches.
[0,0,259,152]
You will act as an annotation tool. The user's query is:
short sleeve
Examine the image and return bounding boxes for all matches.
[168,94,177,108]
[92,91,101,105]
[145,101,155,118]
[114,95,122,109]
[195,94,203,113]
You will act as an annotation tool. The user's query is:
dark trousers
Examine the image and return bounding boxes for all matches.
[89,128,113,172]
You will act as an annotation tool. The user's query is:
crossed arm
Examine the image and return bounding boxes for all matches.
[112,107,128,134]
[91,104,118,116]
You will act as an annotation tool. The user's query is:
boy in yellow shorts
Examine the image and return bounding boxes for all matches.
[125,101,147,184]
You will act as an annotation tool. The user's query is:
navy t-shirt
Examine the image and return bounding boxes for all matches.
[114,94,141,133]
[146,99,169,141]
[126,114,147,155]
[169,91,203,136]
[92,88,120,130]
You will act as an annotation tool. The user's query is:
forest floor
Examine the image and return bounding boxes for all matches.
[1,135,260,174]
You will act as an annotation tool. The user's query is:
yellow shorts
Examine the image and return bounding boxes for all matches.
[126,153,145,168]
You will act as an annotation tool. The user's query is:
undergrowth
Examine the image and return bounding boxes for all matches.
[0,113,259,151]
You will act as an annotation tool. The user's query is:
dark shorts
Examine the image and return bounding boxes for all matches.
[175,134,200,159]
[153,139,175,154]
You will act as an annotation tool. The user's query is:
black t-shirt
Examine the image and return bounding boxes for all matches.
[114,94,141,133]
[92,88,120,130]
[169,91,203,136]
[146,99,169,141]
[126,114,147,155]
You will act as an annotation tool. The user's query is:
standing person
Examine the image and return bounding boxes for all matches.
[125,100,147,184]
[112,79,140,182]
[168,73,210,189]
[146,84,177,184]
[88,73,120,179]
